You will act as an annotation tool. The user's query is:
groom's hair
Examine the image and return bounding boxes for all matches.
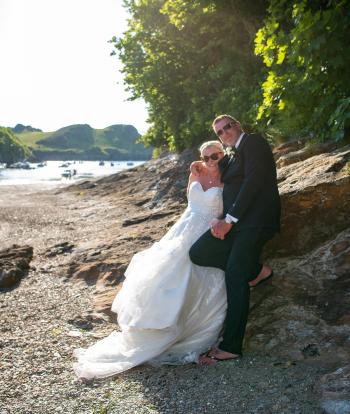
[212,114,238,128]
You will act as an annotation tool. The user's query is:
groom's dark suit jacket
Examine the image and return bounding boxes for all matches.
[219,133,281,233]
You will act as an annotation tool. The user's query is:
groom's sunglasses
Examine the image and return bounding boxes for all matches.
[216,121,235,137]
[200,152,223,163]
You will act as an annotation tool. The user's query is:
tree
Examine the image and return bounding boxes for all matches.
[255,0,350,141]
[0,127,31,164]
[112,0,268,151]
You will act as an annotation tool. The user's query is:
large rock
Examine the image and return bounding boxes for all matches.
[247,228,350,362]
[316,365,350,414]
[62,149,195,208]
[274,140,337,168]
[267,145,350,257]
[0,245,33,289]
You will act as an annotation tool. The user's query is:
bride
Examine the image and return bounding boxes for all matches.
[73,141,227,379]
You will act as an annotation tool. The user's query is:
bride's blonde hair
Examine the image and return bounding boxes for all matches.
[199,140,224,155]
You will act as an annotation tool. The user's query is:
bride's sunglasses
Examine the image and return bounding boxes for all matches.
[200,152,223,163]
[216,121,235,137]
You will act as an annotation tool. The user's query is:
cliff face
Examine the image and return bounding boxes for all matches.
[268,144,350,257]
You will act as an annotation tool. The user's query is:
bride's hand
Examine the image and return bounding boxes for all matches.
[210,218,220,238]
[211,219,232,240]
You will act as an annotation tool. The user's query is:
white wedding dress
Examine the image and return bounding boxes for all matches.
[73,181,226,379]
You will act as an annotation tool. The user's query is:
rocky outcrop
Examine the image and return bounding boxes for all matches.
[44,242,74,257]
[0,245,33,289]
[274,140,338,168]
[317,365,350,414]
[58,143,350,366]
[247,228,350,363]
[62,149,195,208]
[267,145,350,257]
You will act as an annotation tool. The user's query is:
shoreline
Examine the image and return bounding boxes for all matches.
[0,182,69,190]
[0,160,146,188]
[0,179,88,190]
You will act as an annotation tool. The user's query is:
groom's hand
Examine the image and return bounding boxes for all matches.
[211,219,232,239]
[190,161,204,176]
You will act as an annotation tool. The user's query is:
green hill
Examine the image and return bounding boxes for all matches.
[0,127,32,164]
[13,124,152,161]
[36,124,94,149]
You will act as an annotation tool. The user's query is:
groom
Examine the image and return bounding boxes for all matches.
[189,114,281,361]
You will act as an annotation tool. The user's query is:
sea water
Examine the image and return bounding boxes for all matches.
[0,160,145,186]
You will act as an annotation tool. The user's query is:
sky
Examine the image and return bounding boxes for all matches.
[0,0,149,133]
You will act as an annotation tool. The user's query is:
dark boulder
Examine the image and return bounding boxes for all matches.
[0,245,33,289]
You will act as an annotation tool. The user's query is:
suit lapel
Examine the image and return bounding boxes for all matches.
[219,153,236,181]
[219,133,248,182]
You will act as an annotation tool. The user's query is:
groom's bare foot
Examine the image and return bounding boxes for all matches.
[249,265,273,287]
[199,347,240,365]
[208,348,240,360]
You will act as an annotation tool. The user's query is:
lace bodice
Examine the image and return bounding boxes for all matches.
[188,181,223,219]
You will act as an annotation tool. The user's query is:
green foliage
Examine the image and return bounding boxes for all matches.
[112,0,268,151]
[255,0,350,141]
[12,124,42,133]
[111,0,349,148]
[0,127,32,164]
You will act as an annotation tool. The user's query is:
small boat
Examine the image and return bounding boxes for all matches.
[99,161,105,166]
[22,162,32,169]
[59,163,70,168]
[8,161,32,169]
[37,161,47,168]
[61,169,77,178]
[126,162,134,166]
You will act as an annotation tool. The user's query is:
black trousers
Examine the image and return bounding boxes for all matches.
[189,228,273,355]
